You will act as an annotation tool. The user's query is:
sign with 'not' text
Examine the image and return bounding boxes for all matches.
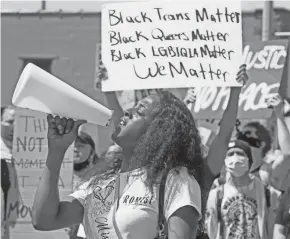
[101,1,243,91]
[11,109,73,238]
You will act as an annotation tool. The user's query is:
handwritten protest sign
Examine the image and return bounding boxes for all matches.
[101,1,243,91]
[191,40,289,119]
[97,40,288,120]
[11,109,73,238]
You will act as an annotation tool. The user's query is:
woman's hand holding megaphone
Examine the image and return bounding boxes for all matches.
[47,114,87,152]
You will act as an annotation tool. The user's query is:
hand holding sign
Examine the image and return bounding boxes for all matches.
[47,114,86,152]
[266,94,284,117]
[235,64,248,86]
[184,88,196,105]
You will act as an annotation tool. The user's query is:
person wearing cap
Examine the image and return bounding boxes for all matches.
[205,139,280,239]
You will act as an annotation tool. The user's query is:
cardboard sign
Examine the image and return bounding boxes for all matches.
[101,1,243,91]
[10,109,73,238]
[191,40,289,119]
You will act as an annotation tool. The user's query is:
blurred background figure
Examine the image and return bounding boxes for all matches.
[68,130,123,239]
[73,131,101,189]
[68,131,101,239]
[273,167,290,239]
[1,106,15,157]
[1,106,20,239]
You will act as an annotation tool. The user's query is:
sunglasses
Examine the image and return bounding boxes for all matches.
[237,132,262,148]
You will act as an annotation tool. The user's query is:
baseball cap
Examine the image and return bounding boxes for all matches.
[228,139,253,166]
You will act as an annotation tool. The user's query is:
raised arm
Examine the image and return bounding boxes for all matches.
[265,96,290,190]
[267,94,290,155]
[97,57,124,127]
[206,64,248,176]
[104,92,124,127]
[273,190,290,239]
[32,115,86,231]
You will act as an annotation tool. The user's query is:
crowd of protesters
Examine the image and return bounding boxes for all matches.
[1,63,290,239]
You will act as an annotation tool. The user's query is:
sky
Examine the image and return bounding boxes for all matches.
[2,0,290,12]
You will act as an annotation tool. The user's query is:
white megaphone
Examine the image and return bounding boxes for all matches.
[12,63,114,127]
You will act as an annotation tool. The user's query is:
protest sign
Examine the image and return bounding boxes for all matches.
[101,1,243,91]
[191,40,289,119]
[10,109,73,239]
[97,40,288,120]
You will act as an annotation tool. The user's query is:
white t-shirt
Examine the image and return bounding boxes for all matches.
[206,180,260,239]
[70,166,201,239]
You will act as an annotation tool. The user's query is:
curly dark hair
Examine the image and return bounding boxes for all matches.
[131,91,209,223]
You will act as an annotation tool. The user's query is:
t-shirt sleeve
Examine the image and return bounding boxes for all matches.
[163,167,201,221]
[69,180,91,206]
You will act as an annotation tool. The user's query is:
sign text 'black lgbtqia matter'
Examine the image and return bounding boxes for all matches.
[101,1,243,91]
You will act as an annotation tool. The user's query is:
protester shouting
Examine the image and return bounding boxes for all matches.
[205,139,280,239]
[32,91,207,239]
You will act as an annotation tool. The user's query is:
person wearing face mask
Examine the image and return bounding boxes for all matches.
[205,139,280,239]
[1,106,20,239]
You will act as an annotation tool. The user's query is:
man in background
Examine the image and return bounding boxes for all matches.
[1,106,20,239]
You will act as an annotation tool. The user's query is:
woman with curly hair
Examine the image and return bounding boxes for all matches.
[31,90,206,239]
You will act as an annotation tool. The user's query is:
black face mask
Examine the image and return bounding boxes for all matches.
[74,158,90,172]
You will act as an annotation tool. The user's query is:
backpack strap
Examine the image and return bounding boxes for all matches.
[217,185,224,237]
[264,185,271,208]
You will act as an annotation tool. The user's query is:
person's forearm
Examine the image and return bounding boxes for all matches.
[104,92,124,126]
[206,87,241,176]
[273,224,288,239]
[220,87,241,132]
[277,115,290,155]
[32,149,65,227]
